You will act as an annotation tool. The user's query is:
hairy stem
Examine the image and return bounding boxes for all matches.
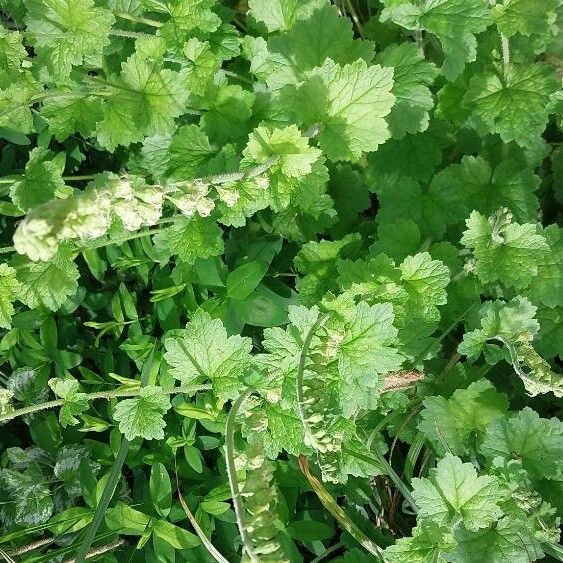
[114,11,163,27]
[0,384,211,423]
[65,538,125,563]
[224,388,260,563]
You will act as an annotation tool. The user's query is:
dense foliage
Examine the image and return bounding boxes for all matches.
[0,0,562,561]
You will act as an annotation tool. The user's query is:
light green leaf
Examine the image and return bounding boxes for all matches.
[10,147,66,212]
[376,42,438,138]
[24,0,114,79]
[411,453,505,531]
[0,264,20,329]
[381,0,492,80]
[492,0,561,41]
[480,407,563,481]
[244,4,374,89]
[419,379,508,456]
[248,0,327,32]
[164,309,252,401]
[461,208,548,289]
[241,124,322,211]
[15,246,79,311]
[113,385,171,441]
[153,215,224,265]
[288,58,395,162]
[464,64,559,148]
[97,38,188,150]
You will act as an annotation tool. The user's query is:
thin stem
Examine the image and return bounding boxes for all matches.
[345,0,365,38]
[0,246,15,255]
[368,447,417,513]
[73,349,155,563]
[414,29,424,57]
[109,28,154,39]
[500,34,510,79]
[176,474,229,563]
[62,175,98,182]
[0,384,211,423]
[114,11,163,27]
[311,542,344,563]
[224,388,260,563]
[5,538,54,556]
[64,538,125,563]
[298,456,386,561]
[81,227,166,251]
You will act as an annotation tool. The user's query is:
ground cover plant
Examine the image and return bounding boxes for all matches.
[0,0,562,561]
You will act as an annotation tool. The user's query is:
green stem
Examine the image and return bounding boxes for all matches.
[114,11,163,27]
[0,246,15,255]
[73,348,153,563]
[0,384,211,423]
[299,456,386,561]
[368,446,417,513]
[224,388,260,563]
[109,28,154,39]
[542,542,563,562]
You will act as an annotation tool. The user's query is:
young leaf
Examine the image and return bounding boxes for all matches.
[164,309,252,401]
[286,58,395,162]
[461,208,548,289]
[411,453,506,531]
[113,386,171,441]
[480,407,563,481]
[0,264,19,330]
[381,0,492,80]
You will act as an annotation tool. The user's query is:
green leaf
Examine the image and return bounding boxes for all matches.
[41,93,104,142]
[461,208,548,289]
[153,519,201,549]
[150,462,172,518]
[429,155,541,225]
[96,37,188,150]
[459,297,539,360]
[451,516,544,563]
[0,264,19,329]
[337,302,403,413]
[105,502,151,535]
[0,28,27,85]
[113,385,171,441]
[295,233,362,306]
[15,246,79,311]
[24,0,114,79]
[411,453,505,531]
[0,469,54,526]
[226,261,268,301]
[153,215,224,265]
[10,147,66,212]
[376,42,438,138]
[164,309,252,401]
[248,0,326,32]
[49,377,89,427]
[241,124,322,211]
[526,225,563,308]
[464,64,559,148]
[418,379,508,456]
[286,58,395,162]
[492,0,562,41]
[383,522,455,562]
[381,0,492,80]
[244,4,374,89]
[480,407,563,481]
